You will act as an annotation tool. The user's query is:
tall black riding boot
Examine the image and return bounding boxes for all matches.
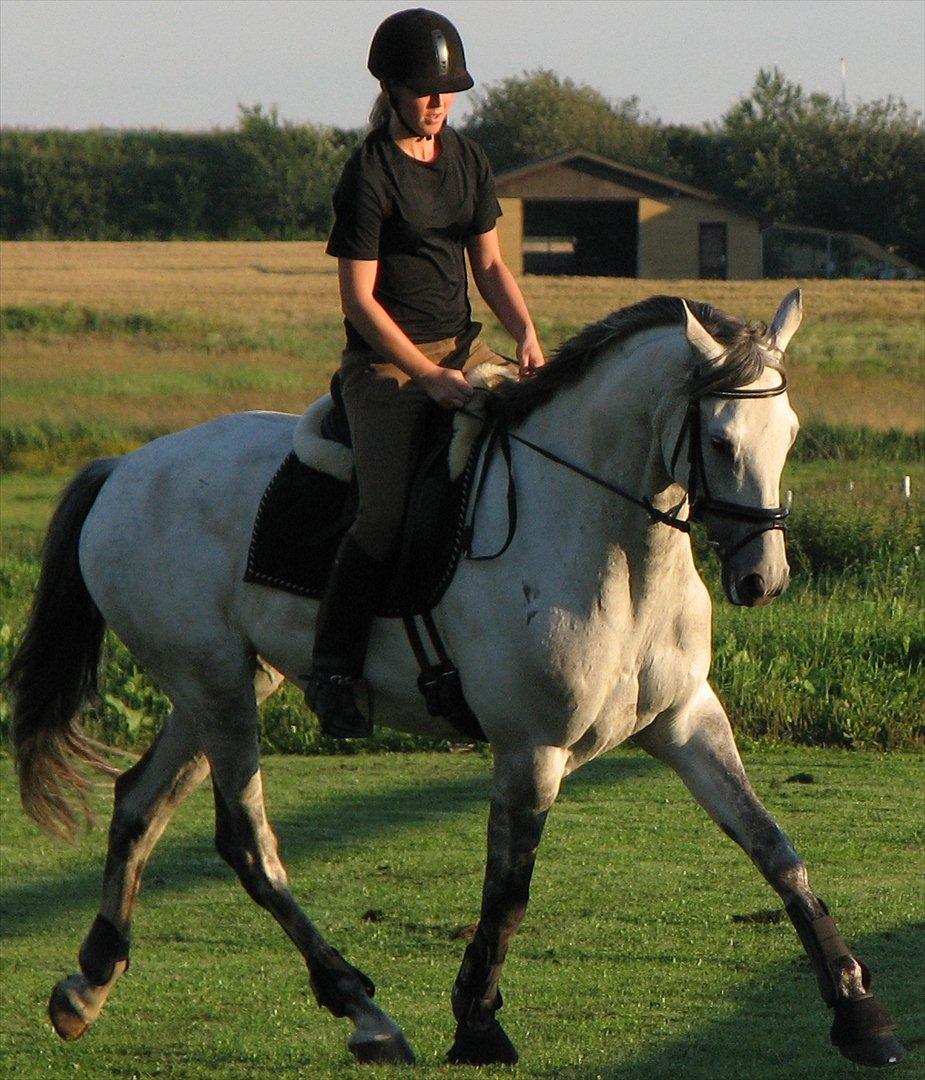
[304,534,387,739]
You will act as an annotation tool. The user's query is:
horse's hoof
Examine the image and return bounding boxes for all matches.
[48,982,89,1041]
[348,1031,417,1065]
[446,1018,519,1065]
[838,1034,905,1068]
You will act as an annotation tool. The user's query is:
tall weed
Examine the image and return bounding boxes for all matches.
[2,304,173,336]
[1,422,148,471]
[2,532,921,753]
[786,494,922,575]
[1,302,335,358]
[791,421,923,463]
[711,559,922,749]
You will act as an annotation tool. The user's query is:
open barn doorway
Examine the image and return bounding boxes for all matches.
[523,200,638,276]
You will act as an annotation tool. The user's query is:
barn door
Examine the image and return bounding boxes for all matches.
[699,222,728,279]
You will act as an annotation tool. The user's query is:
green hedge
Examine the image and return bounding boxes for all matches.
[1,107,358,241]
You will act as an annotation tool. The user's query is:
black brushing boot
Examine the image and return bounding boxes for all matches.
[304,535,387,738]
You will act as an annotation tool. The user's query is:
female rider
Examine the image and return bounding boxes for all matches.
[306,8,545,738]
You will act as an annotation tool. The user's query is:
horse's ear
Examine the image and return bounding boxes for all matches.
[682,300,725,364]
[769,288,803,353]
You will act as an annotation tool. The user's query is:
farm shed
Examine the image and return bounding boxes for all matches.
[493,150,762,280]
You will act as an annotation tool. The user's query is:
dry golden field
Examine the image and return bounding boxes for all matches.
[3,239,924,322]
[1,240,923,434]
[2,241,346,323]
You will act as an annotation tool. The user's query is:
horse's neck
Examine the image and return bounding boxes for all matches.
[514,330,692,601]
[518,328,685,518]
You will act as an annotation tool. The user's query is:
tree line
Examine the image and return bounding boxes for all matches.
[2,69,922,266]
[0,106,353,241]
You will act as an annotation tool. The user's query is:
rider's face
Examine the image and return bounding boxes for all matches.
[391,84,455,136]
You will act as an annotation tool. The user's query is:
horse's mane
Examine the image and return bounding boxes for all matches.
[493,295,782,423]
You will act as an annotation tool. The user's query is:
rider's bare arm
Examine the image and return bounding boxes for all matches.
[466,229,545,374]
[338,259,473,408]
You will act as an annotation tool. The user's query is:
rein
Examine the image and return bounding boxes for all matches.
[462,371,790,562]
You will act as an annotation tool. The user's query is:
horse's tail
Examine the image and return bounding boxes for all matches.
[7,457,120,843]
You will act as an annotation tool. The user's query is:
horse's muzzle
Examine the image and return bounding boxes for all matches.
[723,561,790,607]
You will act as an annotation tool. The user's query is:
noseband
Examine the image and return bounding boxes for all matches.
[668,371,791,559]
[463,371,790,562]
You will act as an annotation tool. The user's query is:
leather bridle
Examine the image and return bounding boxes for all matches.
[463,369,791,562]
[667,370,791,559]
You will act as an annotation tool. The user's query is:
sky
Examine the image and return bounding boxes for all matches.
[1,0,923,131]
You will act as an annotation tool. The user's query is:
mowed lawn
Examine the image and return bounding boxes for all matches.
[1,750,922,1079]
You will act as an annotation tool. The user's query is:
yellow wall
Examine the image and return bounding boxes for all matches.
[497,197,523,276]
[638,197,761,279]
[496,195,761,280]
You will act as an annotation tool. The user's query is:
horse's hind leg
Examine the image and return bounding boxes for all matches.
[49,715,208,1040]
[635,688,904,1068]
[198,681,415,1065]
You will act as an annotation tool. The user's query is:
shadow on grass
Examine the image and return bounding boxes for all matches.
[547,920,924,1080]
[3,753,921,1076]
[0,751,660,941]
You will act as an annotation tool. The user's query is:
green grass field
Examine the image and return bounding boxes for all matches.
[1,750,922,1079]
[0,243,922,748]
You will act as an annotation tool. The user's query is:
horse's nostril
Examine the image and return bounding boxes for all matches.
[739,573,766,603]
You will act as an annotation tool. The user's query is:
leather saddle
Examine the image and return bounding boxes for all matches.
[243,373,486,619]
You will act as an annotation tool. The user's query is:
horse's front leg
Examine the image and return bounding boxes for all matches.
[635,687,904,1068]
[448,745,567,1065]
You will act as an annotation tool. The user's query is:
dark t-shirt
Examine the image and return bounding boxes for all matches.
[326,126,501,348]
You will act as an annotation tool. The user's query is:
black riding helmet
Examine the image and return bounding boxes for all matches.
[368,8,474,95]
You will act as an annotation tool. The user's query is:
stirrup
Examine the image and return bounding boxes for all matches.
[304,674,373,739]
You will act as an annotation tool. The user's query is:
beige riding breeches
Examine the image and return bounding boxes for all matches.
[338,331,512,561]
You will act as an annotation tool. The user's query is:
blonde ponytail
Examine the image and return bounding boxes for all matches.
[368,91,393,131]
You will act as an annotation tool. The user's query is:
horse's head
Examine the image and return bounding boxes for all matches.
[672,291,802,607]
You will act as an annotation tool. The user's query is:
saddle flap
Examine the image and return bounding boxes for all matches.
[255,358,517,613]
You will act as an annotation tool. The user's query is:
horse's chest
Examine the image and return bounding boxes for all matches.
[634,645,698,716]
[544,607,705,736]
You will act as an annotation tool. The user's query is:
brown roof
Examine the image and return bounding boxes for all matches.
[495,149,758,217]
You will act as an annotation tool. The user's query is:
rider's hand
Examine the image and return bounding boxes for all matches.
[418,366,476,409]
[517,333,546,377]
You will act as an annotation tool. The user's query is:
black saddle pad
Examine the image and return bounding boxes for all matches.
[244,425,482,618]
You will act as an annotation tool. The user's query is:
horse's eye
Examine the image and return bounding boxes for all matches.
[710,436,734,458]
